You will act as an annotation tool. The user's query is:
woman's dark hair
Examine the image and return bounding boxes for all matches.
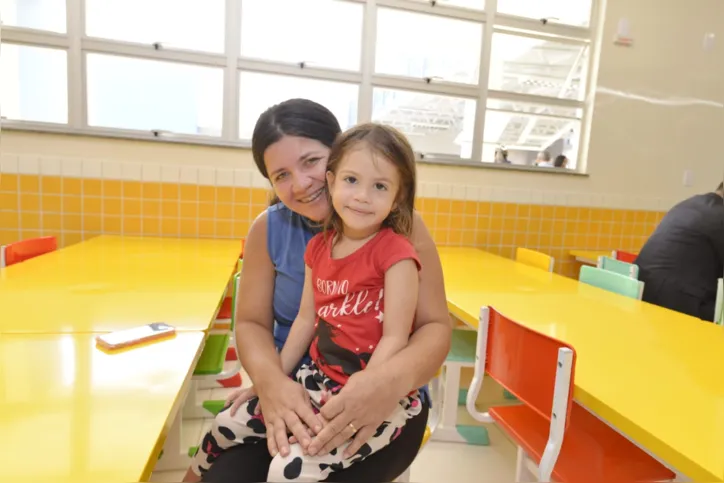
[324,123,417,238]
[251,98,342,179]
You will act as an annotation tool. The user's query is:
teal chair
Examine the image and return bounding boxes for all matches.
[597,256,639,279]
[714,278,723,325]
[579,265,644,300]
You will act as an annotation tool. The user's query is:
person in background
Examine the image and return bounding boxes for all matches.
[554,155,568,168]
[635,182,724,321]
[494,147,510,164]
[183,99,451,483]
[535,150,553,167]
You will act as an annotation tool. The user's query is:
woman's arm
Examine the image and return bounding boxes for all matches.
[309,212,451,457]
[364,258,419,371]
[234,212,321,457]
[279,266,317,375]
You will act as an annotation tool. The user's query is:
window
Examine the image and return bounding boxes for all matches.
[375,8,483,84]
[1,0,598,171]
[0,44,68,123]
[238,72,358,140]
[85,0,226,53]
[372,88,476,158]
[86,54,223,135]
[489,33,589,101]
[241,0,363,71]
[496,0,592,27]
[0,0,66,33]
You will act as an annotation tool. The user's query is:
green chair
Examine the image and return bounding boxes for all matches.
[431,329,490,446]
[579,265,644,300]
[597,256,639,279]
[183,269,242,420]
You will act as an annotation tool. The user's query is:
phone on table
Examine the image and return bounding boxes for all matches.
[95,322,176,351]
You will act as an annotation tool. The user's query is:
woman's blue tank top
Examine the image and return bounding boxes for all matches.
[265,202,430,404]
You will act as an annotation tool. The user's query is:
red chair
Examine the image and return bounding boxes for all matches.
[0,236,57,267]
[613,250,637,264]
[465,306,675,482]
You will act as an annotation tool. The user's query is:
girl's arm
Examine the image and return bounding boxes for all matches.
[364,258,419,371]
[279,266,317,375]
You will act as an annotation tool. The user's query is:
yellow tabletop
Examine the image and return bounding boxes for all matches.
[440,247,724,482]
[0,235,242,334]
[569,249,609,264]
[0,331,205,483]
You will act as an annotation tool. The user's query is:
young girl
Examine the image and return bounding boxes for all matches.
[187,123,422,482]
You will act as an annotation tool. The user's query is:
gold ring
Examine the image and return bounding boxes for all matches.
[348,423,357,433]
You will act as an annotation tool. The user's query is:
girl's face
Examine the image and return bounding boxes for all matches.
[264,135,331,222]
[326,146,400,239]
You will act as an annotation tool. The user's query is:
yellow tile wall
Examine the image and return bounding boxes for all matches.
[0,173,664,279]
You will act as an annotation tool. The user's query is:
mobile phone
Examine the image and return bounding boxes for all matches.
[95,323,176,351]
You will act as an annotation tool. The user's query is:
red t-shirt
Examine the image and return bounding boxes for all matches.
[304,228,421,385]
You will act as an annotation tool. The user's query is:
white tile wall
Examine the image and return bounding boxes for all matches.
[0,153,672,211]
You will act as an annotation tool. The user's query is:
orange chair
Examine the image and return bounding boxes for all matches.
[613,250,637,264]
[0,236,57,267]
[465,306,675,483]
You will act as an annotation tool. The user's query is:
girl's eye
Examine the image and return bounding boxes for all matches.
[344,176,357,184]
[374,183,387,191]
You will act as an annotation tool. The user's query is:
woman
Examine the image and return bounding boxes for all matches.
[199,99,451,482]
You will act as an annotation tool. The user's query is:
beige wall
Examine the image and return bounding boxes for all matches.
[2,0,723,210]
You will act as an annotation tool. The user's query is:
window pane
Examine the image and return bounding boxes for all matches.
[375,8,482,85]
[497,0,592,27]
[372,88,476,158]
[406,0,483,9]
[241,0,363,71]
[483,111,580,168]
[85,0,225,53]
[487,99,581,118]
[86,54,223,136]
[0,44,67,123]
[238,72,359,140]
[489,33,589,100]
[0,0,66,32]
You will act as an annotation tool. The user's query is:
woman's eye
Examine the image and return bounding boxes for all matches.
[344,176,357,184]
[374,183,387,191]
[273,172,288,183]
[305,157,320,166]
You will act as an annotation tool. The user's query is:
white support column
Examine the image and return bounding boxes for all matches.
[222,0,242,141]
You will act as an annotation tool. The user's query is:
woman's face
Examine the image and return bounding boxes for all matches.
[264,135,331,222]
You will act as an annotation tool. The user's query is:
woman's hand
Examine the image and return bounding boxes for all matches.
[224,386,257,417]
[256,375,324,458]
[307,369,401,458]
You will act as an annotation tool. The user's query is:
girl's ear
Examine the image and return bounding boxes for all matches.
[326,170,336,188]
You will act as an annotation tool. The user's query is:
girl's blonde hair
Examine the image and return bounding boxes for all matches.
[323,123,417,238]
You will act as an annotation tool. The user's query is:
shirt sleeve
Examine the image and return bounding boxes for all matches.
[304,232,329,268]
[375,230,422,275]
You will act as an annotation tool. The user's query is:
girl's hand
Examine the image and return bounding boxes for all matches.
[256,375,325,458]
[224,386,257,417]
[308,369,400,458]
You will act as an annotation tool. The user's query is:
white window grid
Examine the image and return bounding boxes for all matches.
[0,0,601,169]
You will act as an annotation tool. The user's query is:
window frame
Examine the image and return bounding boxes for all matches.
[0,0,601,174]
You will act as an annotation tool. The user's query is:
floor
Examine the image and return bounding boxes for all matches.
[150,366,518,483]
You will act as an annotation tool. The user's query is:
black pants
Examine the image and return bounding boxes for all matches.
[641,273,715,321]
[201,400,429,483]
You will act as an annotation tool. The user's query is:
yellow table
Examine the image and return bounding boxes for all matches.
[0,331,206,483]
[569,249,609,265]
[440,247,724,482]
[0,235,242,334]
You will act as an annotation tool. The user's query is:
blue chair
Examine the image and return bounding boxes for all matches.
[597,256,639,279]
[579,265,644,300]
